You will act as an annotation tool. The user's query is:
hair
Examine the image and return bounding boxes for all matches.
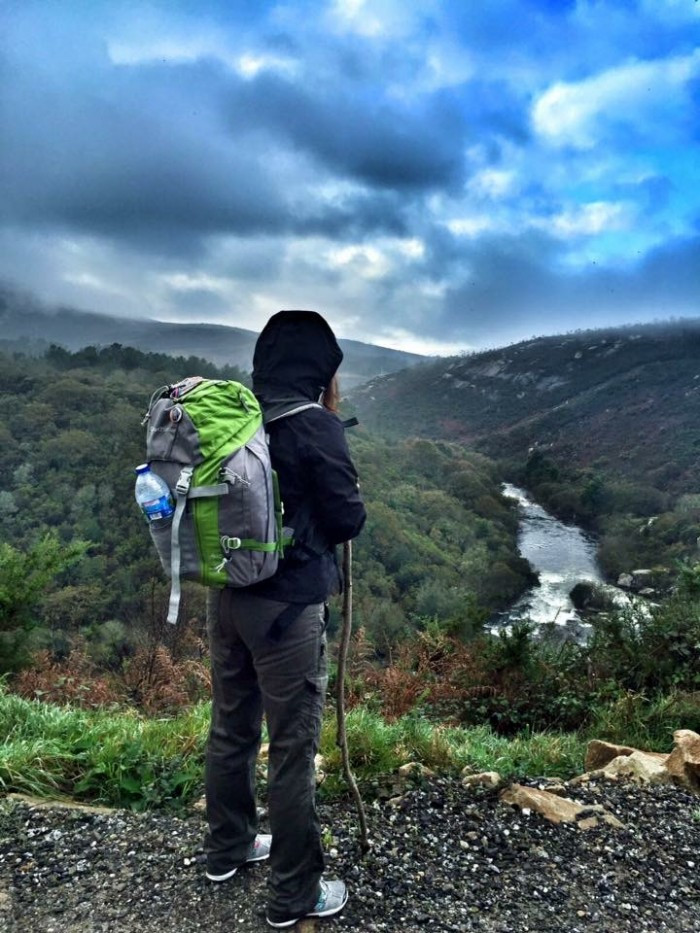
[322,374,340,412]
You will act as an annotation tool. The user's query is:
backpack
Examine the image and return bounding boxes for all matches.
[141,377,319,624]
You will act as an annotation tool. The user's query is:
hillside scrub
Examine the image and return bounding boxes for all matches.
[353,571,700,743]
[353,321,700,579]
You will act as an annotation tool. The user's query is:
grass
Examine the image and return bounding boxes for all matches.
[0,690,209,809]
[0,689,587,810]
[583,690,700,751]
[319,707,585,793]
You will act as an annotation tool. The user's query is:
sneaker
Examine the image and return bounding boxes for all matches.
[266,879,348,928]
[205,834,272,882]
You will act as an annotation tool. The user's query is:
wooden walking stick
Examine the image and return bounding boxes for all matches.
[336,539,370,852]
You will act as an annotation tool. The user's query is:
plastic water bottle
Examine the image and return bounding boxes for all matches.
[134,464,175,522]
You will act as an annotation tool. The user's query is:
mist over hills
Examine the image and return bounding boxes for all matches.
[0,284,424,389]
[353,318,700,498]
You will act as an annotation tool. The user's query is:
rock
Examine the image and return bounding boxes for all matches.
[499,783,623,829]
[570,581,618,612]
[315,754,326,786]
[568,769,612,786]
[602,751,670,785]
[631,569,654,589]
[585,740,642,771]
[297,920,319,931]
[577,816,600,830]
[500,784,581,823]
[665,730,700,793]
[398,762,436,779]
[617,573,634,589]
[193,795,207,813]
[387,795,408,808]
[6,793,115,814]
[461,771,502,789]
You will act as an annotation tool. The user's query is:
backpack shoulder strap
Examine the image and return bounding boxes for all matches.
[264,402,323,425]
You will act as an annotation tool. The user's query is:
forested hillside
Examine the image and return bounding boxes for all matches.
[353,319,700,577]
[0,344,531,674]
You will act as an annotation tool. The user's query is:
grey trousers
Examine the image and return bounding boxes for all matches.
[205,589,328,919]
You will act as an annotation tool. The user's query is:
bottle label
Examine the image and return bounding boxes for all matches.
[142,495,175,521]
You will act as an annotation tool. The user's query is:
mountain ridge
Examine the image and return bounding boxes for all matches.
[352,317,700,495]
[0,284,425,389]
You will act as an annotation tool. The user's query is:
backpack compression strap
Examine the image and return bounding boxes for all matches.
[167,466,229,625]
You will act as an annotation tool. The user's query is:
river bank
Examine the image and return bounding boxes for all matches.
[2,778,699,932]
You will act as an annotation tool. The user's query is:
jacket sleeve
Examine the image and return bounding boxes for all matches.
[301,411,367,546]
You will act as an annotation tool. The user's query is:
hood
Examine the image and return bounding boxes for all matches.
[252,310,343,409]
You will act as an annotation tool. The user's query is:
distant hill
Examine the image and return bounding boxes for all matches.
[0,285,425,389]
[353,319,700,497]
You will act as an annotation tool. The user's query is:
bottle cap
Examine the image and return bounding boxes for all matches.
[134,463,150,474]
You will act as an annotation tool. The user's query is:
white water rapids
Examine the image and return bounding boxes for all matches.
[492,484,603,640]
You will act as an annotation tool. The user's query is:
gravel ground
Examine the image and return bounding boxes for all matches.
[1,778,699,933]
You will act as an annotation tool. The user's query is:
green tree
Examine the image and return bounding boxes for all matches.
[0,533,88,671]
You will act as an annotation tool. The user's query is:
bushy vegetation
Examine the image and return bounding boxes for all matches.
[3,567,697,811]
[350,565,700,747]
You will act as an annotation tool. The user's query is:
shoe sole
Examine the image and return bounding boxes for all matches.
[206,850,270,882]
[266,888,348,928]
[206,866,238,882]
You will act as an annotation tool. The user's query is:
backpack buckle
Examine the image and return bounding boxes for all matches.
[176,466,194,496]
[221,535,242,552]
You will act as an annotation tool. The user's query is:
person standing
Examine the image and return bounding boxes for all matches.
[204,310,366,928]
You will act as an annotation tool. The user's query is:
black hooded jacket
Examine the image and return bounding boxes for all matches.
[249,310,366,604]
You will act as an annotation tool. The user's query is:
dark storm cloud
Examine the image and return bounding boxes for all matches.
[224,73,468,191]
[0,38,453,255]
[0,57,287,245]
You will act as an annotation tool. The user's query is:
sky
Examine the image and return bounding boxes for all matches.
[1,0,699,354]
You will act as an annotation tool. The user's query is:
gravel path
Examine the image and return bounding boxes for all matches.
[1,778,699,933]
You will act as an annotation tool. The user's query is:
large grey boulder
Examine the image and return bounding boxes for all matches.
[569,580,620,612]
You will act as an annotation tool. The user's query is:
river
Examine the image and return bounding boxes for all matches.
[492,484,602,641]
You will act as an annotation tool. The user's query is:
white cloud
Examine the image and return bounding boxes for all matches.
[361,327,466,355]
[546,201,631,238]
[108,36,227,66]
[63,272,114,291]
[533,50,700,147]
[160,273,231,293]
[446,216,498,237]
[327,0,436,38]
[234,53,299,79]
[468,169,517,199]
[328,0,386,37]
[327,244,392,279]
[325,237,425,278]
[108,36,297,78]
[396,238,426,259]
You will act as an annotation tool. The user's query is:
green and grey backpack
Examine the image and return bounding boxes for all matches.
[141,377,315,624]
